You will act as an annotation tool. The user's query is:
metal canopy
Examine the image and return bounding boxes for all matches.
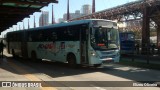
[0,0,58,33]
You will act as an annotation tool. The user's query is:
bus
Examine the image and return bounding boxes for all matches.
[6,19,120,67]
[119,32,135,54]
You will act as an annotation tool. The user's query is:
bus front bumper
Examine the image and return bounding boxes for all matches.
[100,55,120,63]
[100,58,114,63]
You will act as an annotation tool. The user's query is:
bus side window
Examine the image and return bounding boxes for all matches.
[18,33,21,41]
[51,31,57,41]
[13,34,17,41]
[81,24,88,41]
[10,34,13,41]
[27,32,32,42]
[36,31,44,41]
[57,27,67,41]
[66,29,73,40]
[31,31,38,42]
[67,25,80,41]
[28,34,32,42]
[42,29,57,41]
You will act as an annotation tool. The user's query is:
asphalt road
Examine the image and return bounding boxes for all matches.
[0,50,160,90]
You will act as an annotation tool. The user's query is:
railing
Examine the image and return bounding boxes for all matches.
[121,44,160,65]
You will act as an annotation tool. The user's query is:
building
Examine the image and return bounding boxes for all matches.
[75,10,81,18]
[58,18,64,23]
[63,10,82,21]
[81,4,91,15]
[63,13,75,21]
[59,4,92,21]
[39,11,49,26]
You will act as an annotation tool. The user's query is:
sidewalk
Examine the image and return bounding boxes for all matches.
[0,49,57,90]
[0,57,31,90]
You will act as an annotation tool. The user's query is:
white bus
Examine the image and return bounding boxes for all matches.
[6,19,120,67]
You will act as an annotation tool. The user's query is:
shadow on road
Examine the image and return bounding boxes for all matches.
[0,55,160,81]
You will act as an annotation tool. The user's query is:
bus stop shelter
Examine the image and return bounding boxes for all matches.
[0,0,58,33]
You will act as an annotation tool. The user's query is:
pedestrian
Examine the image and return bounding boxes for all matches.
[0,40,5,58]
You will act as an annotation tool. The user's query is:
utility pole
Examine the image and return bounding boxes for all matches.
[42,11,44,26]
[67,0,70,20]
[28,19,30,29]
[34,15,36,28]
[92,0,95,13]
[142,0,150,55]
[23,21,25,30]
[52,4,55,24]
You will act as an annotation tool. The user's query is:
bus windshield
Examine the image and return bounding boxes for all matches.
[91,27,119,50]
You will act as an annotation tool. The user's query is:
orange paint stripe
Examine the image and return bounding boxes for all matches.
[8,61,57,90]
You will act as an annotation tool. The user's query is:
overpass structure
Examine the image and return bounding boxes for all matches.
[0,0,58,33]
[70,0,160,53]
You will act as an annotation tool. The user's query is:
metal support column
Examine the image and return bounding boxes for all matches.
[141,6,150,54]
[157,25,160,54]
[67,0,70,20]
[92,0,95,13]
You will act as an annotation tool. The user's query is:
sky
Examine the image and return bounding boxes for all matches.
[43,0,138,23]
[1,0,138,37]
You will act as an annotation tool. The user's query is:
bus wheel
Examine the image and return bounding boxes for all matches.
[31,51,37,62]
[67,54,77,68]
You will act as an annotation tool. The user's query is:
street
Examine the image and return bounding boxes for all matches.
[0,50,160,90]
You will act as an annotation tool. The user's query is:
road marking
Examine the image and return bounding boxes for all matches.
[91,85,107,90]
[8,60,57,90]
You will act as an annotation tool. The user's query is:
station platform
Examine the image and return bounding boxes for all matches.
[0,49,57,90]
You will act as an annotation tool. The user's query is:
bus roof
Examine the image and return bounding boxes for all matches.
[33,19,113,30]
[7,19,115,33]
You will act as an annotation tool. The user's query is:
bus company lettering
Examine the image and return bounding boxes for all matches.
[37,43,60,53]
[37,43,55,49]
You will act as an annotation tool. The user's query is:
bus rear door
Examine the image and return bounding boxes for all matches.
[21,31,28,59]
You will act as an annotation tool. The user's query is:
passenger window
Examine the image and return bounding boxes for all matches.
[51,32,57,41]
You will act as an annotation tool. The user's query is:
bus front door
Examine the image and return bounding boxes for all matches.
[80,28,89,64]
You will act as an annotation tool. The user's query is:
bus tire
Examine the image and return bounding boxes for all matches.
[67,54,77,68]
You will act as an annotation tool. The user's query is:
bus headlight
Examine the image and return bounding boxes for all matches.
[90,51,96,56]
[91,52,96,56]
